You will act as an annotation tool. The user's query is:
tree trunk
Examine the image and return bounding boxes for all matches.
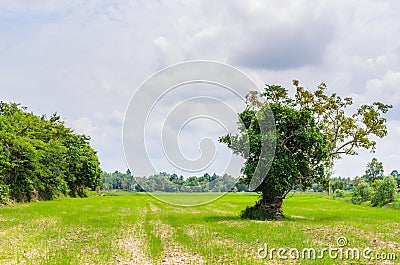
[328,178,332,196]
[241,193,284,220]
[258,193,284,219]
[327,158,334,196]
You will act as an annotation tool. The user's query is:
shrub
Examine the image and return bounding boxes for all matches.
[333,189,345,199]
[240,205,283,220]
[371,176,397,206]
[383,201,400,210]
[351,181,372,205]
[0,184,10,204]
[332,180,344,192]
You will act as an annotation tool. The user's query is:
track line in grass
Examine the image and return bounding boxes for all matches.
[147,215,206,264]
[116,224,153,265]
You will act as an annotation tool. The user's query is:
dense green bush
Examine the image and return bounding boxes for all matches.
[371,176,397,206]
[0,102,102,202]
[332,180,345,192]
[351,181,372,205]
[333,189,345,199]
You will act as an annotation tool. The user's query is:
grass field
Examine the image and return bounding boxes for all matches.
[0,192,399,264]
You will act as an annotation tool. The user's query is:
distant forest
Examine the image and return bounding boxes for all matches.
[101,171,362,193]
[102,171,400,194]
[102,171,250,192]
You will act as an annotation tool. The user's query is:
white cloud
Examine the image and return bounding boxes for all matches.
[153,36,169,51]
[1,0,400,175]
[363,71,400,106]
[72,117,97,137]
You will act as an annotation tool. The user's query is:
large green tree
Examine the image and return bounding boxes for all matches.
[0,102,102,203]
[220,85,329,219]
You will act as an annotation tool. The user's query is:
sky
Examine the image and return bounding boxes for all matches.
[1,0,399,178]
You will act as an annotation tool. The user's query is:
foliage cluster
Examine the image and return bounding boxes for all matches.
[371,176,398,206]
[351,181,373,204]
[362,157,384,183]
[0,102,102,203]
[333,189,345,199]
[352,176,397,206]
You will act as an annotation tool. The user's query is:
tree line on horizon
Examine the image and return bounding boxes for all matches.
[101,171,249,192]
[0,102,102,203]
[101,160,400,194]
[103,170,343,193]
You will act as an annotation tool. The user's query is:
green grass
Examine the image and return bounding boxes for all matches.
[0,192,399,264]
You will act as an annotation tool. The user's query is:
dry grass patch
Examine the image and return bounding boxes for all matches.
[149,202,161,213]
[117,224,153,265]
[152,220,205,265]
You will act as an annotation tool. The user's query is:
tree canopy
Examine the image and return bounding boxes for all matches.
[243,81,392,194]
[293,80,392,193]
[363,157,384,184]
[0,102,102,203]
